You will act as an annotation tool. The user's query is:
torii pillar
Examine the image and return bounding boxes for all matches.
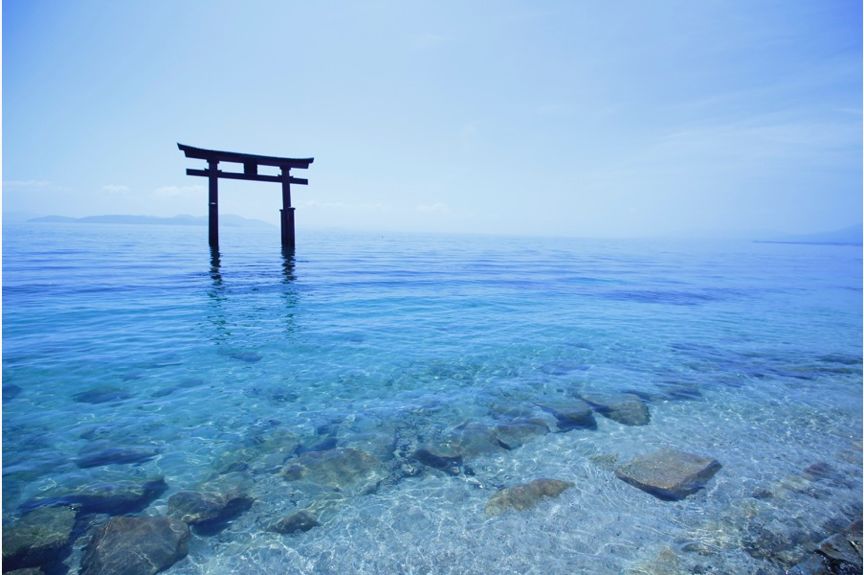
[280,169,295,249]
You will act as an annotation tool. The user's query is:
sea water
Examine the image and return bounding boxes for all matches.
[3,222,861,574]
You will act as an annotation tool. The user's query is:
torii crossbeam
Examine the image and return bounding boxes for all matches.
[178,143,314,250]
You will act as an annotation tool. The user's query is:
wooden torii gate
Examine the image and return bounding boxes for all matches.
[178,143,314,250]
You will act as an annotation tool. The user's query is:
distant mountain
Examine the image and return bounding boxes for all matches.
[757,223,862,246]
[29,214,274,228]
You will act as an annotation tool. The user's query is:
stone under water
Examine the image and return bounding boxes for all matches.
[580,392,650,426]
[168,490,253,529]
[413,447,463,475]
[80,515,190,575]
[615,449,721,500]
[537,398,597,431]
[2,506,77,571]
[22,477,167,515]
[789,520,863,575]
[493,419,549,450]
[485,478,575,516]
[269,510,320,534]
[75,444,159,468]
[72,386,132,404]
[281,448,386,495]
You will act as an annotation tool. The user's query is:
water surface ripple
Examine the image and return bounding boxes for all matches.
[3,223,861,574]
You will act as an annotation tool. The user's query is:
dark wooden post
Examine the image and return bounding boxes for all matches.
[280,168,295,249]
[208,159,219,248]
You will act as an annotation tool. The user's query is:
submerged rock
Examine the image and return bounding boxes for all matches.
[72,386,132,404]
[215,427,301,474]
[218,348,262,363]
[789,520,863,575]
[3,383,23,401]
[615,449,721,500]
[168,473,254,533]
[580,392,650,426]
[167,491,252,531]
[537,398,597,431]
[268,510,320,534]
[81,515,190,575]
[413,447,463,475]
[2,506,77,571]
[281,448,386,495]
[493,419,549,450]
[22,477,167,515]
[75,444,159,468]
[485,478,574,516]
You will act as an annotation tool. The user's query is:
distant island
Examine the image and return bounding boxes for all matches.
[29,214,273,228]
[756,223,862,246]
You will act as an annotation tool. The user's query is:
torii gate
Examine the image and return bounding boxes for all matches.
[178,143,314,250]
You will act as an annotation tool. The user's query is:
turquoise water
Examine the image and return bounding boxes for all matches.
[3,222,862,574]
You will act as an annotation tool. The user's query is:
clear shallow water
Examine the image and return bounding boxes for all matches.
[3,222,861,574]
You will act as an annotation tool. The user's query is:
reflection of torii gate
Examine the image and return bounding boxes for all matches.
[178,143,314,250]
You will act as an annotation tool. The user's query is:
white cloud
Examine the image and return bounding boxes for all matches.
[416,202,450,214]
[301,199,391,211]
[153,185,204,198]
[4,180,52,188]
[411,32,447,50]
[102,184,130,194]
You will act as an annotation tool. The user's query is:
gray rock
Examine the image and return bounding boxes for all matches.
[281,448,386,495]
[214,428,300,474]
[167,491,252,529]
[168,473,254,532]
[81,515,190,575]
[22,477,167,515]
[615,449,721,500]
[485,478,574,516]
[2,506,77,571]
[788,519,863,575]
[580,392,650,426]
[268,510,319,534]
[72,386,132,404]
[3,384,23,401]
[817,519,862,566]
[218,348,262,363]
[413,447,463,475]
[440,422,503,457]
[75,444,159,468]
[493,419,549,450]
[537,399,597,431]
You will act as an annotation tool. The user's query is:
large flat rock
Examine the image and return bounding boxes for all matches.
[485,478,574,516]
[615,449,721,500]
[81,515,190,575]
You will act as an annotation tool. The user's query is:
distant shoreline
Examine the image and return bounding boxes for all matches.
[27,214,274,228]
[753,240,862,247]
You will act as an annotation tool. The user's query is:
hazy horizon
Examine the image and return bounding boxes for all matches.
[4,1,861,239]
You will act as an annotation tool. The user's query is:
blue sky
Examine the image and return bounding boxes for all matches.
[3,0,861,237]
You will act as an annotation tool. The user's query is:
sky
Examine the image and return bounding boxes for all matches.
[3,0,862,238]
